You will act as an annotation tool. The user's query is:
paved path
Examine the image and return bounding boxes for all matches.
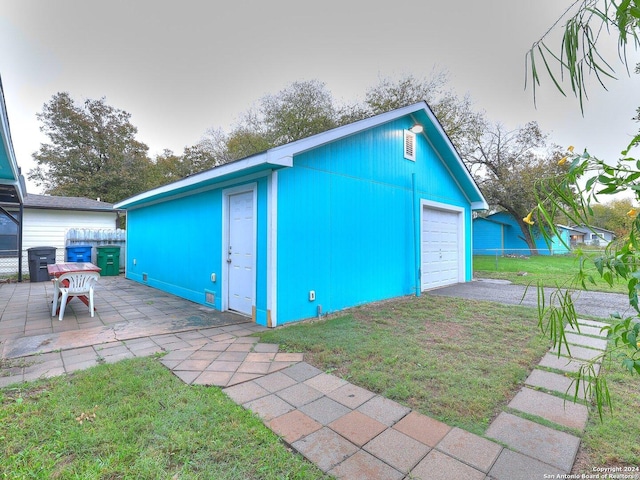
[431,279,631,319]
[0,278,618,478]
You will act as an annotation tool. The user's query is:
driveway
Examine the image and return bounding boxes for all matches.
[430,279,633,320]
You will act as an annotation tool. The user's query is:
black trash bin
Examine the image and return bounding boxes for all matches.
[66,244,93,262]
[96,245,121,276]
[27,246,56,282]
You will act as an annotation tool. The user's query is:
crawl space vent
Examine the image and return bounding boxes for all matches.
[205,290,215,306]
[404,130,416,161]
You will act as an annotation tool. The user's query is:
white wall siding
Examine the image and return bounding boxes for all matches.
[0,210,118,276]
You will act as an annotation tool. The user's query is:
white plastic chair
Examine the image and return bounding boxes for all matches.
[53,271,100,321]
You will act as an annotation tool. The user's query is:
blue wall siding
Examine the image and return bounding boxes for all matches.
[473,218,504,254]
[125,178,271,325]
[276,118,473,324]
[473,212,570,256]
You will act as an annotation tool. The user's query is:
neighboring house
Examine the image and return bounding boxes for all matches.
[115,102,488,327]
[558,224,615,246]
[473,211,570,256]
[0,77,25,277]
[21,194,122,266]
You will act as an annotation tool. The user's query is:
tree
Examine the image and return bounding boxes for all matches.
[589,198,636,237]
[208,74,487,164]
[526,0,640,416]
[364,72,487,158]
[148,149,185,186]
[29,93,153,203]
[221,80,343,160]
[467,121,567,254]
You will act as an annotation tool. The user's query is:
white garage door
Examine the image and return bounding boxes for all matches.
[421,206,462,290]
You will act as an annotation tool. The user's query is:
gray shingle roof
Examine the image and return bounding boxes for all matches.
[24,194,117,212]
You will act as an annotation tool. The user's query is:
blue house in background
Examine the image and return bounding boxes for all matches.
[115,102,488,326]
[473,211,570,256]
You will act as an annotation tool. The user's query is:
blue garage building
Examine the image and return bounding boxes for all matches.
[115,102,488,326]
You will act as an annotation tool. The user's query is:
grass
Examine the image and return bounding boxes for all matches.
[573,356,640,473]
[258,294,551,435]
[0,357,328,479]
[2,281,637,474]
[474,253,628,294]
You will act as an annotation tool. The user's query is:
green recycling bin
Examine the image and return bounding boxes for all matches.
[96,245,121,276]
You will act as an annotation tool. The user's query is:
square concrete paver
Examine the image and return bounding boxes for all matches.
[326,382,376,409]
[328,450,404,480]
[175,358,213,371]
[276,383,323,407]
[566,323,607,337]
[393,411,451,447]
[254,371,298,393]
[236,361,271,374]
[173,370,201,384]
[292,427,359,472]
[328,410,387,447]
[227,372,263,386]
[409,449,485,480]
[363,427,430,473]
[357,395,411,427]
[525,369,578,397]
[564,332,608,350]
[488,448,566,480]
[538,353,600,375]
[282,362,322,382]
[508,387,589,430]
[436,427,502,473]
[216,351,249,362]
[252,343,279,353]
[575,319,609,329]
[486,412,580,472]
[268,410,322,444]
[225,342,254,352]
[273,352,304,362]
[207,360,242,372]
[558,344,603,362]
[303,372,348,394]
[244,352,277,362]
[223,380,270,404]
[244,393,295,421]
[193,370,233,386]
[299,396,352,425]
[268,361,297,373]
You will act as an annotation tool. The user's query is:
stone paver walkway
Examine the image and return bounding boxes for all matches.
[0,279,618,479]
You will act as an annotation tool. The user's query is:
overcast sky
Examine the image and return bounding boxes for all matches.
[1,0,639,195]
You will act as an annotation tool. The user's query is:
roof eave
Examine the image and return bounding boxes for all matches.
[114,154,293,209]
[114,101,488,210]
[0,77,24,205]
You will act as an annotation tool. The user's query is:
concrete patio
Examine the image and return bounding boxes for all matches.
[0,276,611,479]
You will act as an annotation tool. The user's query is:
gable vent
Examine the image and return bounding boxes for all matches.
[404,130,416,161]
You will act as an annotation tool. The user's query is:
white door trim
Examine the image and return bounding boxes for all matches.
[266,171,278,327]
[420,199,466,290]
[222,183,258,316]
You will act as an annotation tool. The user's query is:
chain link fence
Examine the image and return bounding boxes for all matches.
[0,228,126,281]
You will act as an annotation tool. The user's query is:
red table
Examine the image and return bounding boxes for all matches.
[48,262,101,278]
[48,263,102,315]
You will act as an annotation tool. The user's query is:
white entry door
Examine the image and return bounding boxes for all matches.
[227,190,255,315]
[421,206,462,290]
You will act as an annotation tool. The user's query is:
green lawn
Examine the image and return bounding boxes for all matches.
[259,294,550,434]
[575,357,640,471]
[2,291,637,475]
[474,253,627,293]
[0,358,328,480]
